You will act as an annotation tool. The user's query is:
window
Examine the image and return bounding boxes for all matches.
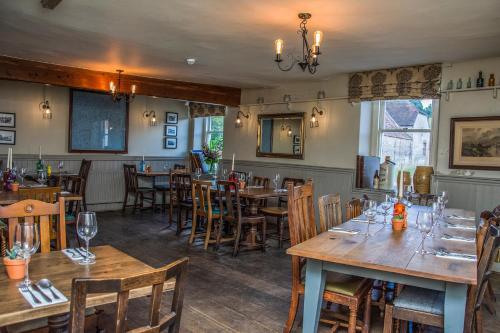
[205,116,224,149]
[371,99,437,172]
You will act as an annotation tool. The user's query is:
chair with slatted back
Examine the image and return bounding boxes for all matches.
[383,223,500,333]
[122,164,156,213]
[260,177,305,248]
[284,180,372,333]
[346,198,363,220]
[251,176,270,207]
[154,164,185,213]
[318,193,342,233]
[68,257,189,333]
[59,176,85,224]
[231,170,248,182]
[65,159,92,211]
[1,197,66,253]
[173,173,193,235]
[189,179,221,249]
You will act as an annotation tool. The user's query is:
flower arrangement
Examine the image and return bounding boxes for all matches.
[392,201,407,231]
[202,141,223,167]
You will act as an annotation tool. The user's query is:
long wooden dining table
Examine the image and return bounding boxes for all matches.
[0,246,175,331]
[287,206,477,333]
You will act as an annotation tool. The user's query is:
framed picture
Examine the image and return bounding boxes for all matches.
[166,112,178,124]
[0,113,15,128]
[0,129,16,145]
[164,137,177,149]
[69,89,128,153]
[165,125,177,137]
[293,145,301,155]
[293,135,301,145]
[449,116,500,170]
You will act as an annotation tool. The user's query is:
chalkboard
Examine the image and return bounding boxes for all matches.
[69,89,129,153]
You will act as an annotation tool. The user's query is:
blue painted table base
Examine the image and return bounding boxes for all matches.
[302,259,469,333]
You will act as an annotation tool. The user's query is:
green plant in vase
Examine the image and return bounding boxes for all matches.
[202,141,223,175]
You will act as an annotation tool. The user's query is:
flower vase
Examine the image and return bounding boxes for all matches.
[209,162,218,176]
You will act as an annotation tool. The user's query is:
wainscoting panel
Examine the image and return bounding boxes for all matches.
[3,155,188,211]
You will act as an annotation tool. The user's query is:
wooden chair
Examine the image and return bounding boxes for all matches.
[217,180,266,256]
[65,159,92,211]
[231,170,248,182]
[260,177,304,248]
[346,198,363,220]
[383,223,500,333]
[189,180,220,249]
[59,176,85,222]
[68,257,189,333]
[122,164,156,213]
[318,193,342,233]
[284,180,372,333]
[154,164,185,212]
[0,197,66,253]
[173,173,193,235]
[252,176,270,188]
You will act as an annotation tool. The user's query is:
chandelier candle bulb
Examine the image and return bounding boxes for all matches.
[313,30,323,49]
[275,39,284,61]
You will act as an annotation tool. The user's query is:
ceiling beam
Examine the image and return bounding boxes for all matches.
[40,0,63,10]
[0,56,241,106]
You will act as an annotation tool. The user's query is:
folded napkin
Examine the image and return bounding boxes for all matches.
[62,248,96,262]
[19,284,67,308]
[247,185,264,189]
[350,218,370,224]
[441,234,475,243]
[274,189,288,193]
[446,214,474,221]
[444,223,476,231]
[329,227,360,235]
[434,252,477,261]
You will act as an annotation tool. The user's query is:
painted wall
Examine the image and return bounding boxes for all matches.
[0,79,189,158]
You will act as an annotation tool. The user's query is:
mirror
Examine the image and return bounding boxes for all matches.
[257,112,305,159]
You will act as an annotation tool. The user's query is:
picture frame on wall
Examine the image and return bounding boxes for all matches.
[449,116,500,171]
[0,112,16,128]
[293,145,301,155]
[164,125,177,137]
[164,137,177,149]
[293,135,301,145]
[0,129,16,145]
[166,112,178,124]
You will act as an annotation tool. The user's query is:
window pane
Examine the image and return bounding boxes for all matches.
[380,132,431,172]
[383,99,432,130]
[209,116,224,132]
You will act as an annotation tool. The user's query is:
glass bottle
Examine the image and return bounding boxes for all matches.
[488,74,495,87]
[476,71,484,88]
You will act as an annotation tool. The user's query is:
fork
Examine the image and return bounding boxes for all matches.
[20,286,42,304]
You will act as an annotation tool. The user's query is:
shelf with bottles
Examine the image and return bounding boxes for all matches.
[442,85,500,101]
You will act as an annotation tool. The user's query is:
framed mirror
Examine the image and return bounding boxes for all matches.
[257,112,305,159]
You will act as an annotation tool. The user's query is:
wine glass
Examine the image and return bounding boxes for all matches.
[77,212,98,265]
[363,200,378,224]
[58,161,64,171]
[194,168,202,180]
[247,171,253,186]
[222,169,228,180]
[380,194,392,224]
[19,167,27,186]
[403,185,413,207]
[273,173,280,191]
[439,191,449,207]
[416,211,433,255]
[14,223,40,287]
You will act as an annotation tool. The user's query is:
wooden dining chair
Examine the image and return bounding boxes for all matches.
[231,170,248,182]
[0,197,66,253]
[261,177,305,248]
[173,173,193,235]
[122,164,156,213]
[252,176,270,188]
[383,223,500,333]
[285,180,372,333]
[346,198,363,220]
[189,179,220,249]
[318,193,342,232]
[69,257,189,333]
[64,159,92,211]
[154,164,185,213]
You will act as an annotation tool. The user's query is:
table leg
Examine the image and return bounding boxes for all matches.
[48,313,70,333]
[302,259,326,333]
[444,282,468,332]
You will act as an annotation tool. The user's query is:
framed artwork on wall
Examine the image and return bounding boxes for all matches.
[165,125,177,137]
[449,116,500,170]
[0,113,15,128]
[293,135,301,145]
[293,145,301,155]
[69,89,129,153]
[166,112,178,124]
[164,137,177,149]
[0,129,16,145]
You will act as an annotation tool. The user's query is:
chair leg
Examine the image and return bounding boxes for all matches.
[261,218,267,252]
[363,289,372,333]
[188,210,197,244]
[215,217,223,251]
[400,320,408,333]
[232,221,242,257]
[475,308,483,333]
[278,217,284,249]
[283,289,300,333]
[204,216,213,250]
[347,305,358,333]
[383,304,393,333]
[122,191,128,212]
[133,193,139,213]
[487,282,496,302]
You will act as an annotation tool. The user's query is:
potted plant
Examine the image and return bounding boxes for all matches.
[391,204,407,231]
[10,181,19,192]
[3,245,25,280]
[202,140,223,175]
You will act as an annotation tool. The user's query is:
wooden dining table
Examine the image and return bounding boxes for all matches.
[0,245,175,331]
[0,184,62,205]
[287,206,477,333]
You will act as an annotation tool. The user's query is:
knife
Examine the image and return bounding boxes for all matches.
[32,283,52,303]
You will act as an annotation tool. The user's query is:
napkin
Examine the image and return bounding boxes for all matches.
[19,284,67,308]
[329,227,360,235]
[440,235,475,243]
[444,223,476,231]
[62,248,95,262]
[446,215,474,221]
[434,253,477,261]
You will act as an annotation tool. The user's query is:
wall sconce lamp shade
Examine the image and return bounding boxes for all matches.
[235,110,249,128]
[39,100,52,119]
[310,106,323,128]
[143,110,158,126]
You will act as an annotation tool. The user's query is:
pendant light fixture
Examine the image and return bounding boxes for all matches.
[39,84,52,120]
[110,69,136,103]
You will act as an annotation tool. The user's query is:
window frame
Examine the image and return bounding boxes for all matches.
[203,116,224,146]
[369,99,439,167]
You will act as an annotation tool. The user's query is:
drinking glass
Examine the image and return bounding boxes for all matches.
[439,191,449,207]
[247,171,253,186]
[363,200,378,224]
[14,223,40,287]
[222,169,228,180]
[416,211,433,255]
[77,212,98,265]
[19,167,27,186]
[58,161,64,171]
[380,195,392,224]
[195,168,202,180]
[273,173,280,191]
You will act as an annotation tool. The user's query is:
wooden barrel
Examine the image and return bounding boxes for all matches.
[413,166,434,194]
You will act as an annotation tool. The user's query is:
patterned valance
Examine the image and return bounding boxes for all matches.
[189,102,226,118]
[348,64,441,102]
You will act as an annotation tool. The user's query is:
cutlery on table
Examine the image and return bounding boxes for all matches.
[32,283,52,303]
[444,222,476,230]
[75,247,95,259]
[446,214,474,220]
[65,248,80,258]
[441,234,475,242]
[20,286,41,304]
[350,218,369,223]
[38,279,60,300]
[433,248,477,261]
[329,227,360,234]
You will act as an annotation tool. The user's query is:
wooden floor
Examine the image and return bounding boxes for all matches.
[84,210,500,333]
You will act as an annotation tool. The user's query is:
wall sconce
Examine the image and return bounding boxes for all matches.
[39,100,53,119]
[287,126,292,137]
[143,110,158,126]
[310,106,324,128]
[235,110,249,128]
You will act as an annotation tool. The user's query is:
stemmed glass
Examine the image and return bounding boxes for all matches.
[247,171,253,186]
[380,194,392,224]
[416,211,433,255]
[273,173,281,192]
[222,169,228,180]
[14,223,40,287]
[19,168,27,186]
[77,212,98,265]
[194,168,202,180]
[58,161,64,172]
[439,191,449,208]
[363,200,378,236]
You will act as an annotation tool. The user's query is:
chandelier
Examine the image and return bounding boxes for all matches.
[274,13,323,74]
[109,69,136,103]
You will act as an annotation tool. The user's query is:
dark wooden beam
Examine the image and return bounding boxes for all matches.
[0,56,241,106]
[41,0,63,10]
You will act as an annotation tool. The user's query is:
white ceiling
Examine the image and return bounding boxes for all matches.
[1,0,500,88]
